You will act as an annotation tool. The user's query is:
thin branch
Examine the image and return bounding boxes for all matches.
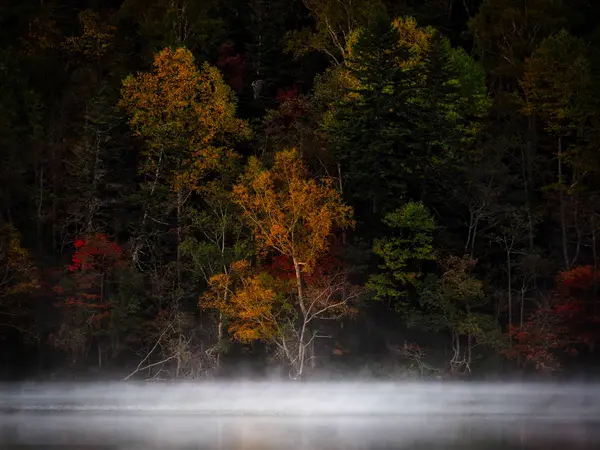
[124,325,173,381]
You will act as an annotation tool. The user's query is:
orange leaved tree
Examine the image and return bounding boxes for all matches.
[201,257,360,379]
[233,149,353,301]
[224,149,357,378]
[202,260,280,344]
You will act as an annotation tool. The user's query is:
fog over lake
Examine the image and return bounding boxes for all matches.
[1,382,599,449]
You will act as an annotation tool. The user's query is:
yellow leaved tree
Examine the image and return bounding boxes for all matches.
[120,47,250,272]
[0,224,39,338]
[121,47,250,192]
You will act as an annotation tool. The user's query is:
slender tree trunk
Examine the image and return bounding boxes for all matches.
[523,120,536,252]
[506,240,513,348]
[176,188,182,286]
[337,163,346,244]
[593,228,598,309]
[558,136,570,269]
[86,130,102,233]
[297,322,306,379]
[524,117,537,290]
[52,152,57,257]
[467,335,472,369]
[292,258,305,314]
[36,164,44,253]
[517,280,526,368]
[292,257,307,379]
[310,332,316,370]
[470,216,479,257]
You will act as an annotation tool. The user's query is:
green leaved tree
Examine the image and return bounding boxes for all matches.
[367,201,436,308]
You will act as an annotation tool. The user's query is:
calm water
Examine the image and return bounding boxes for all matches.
[1,382,599,449]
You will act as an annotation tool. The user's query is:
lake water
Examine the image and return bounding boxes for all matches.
[1,382,599,449]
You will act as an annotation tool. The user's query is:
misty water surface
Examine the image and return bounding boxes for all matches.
[1,382,599,449]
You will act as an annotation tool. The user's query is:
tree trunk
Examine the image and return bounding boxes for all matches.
[558,136,570,270]
[292,258,305,314]
[292,257,306,379]
[36,164,44,253]
[176,188,182,286]
[337,163,346,244]
[506,240,513,348]
[216,311,223,367]
[593,228,598,311]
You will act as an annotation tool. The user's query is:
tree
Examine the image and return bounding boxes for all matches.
[202,260,280,344]
[180,160,253,364]
[0,224,39,339]
[521,30,593,270]
[119,0,226,58]
[367,201,436,306]
[230,149,355,377]
[417,256,502,374]
[468,0,570,87]
[329,17,489,225]
[50,233,138,367]
[59,10,120,238]
[233,149,353,287]
[285,0,387,65]
[120,47,250,273]
[507,265,600,371]
[201,256,360,379]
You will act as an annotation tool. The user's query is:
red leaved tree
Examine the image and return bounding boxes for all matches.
[506,265,600,372]
[217,43,246,93]
[50,233,126,366]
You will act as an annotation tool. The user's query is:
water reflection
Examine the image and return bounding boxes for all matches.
[1,414,598,449]
[1,382,599,449]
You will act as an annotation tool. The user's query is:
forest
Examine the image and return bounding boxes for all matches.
[1,0,600,381]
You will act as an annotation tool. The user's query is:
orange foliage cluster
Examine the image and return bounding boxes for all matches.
[202,260,280,343]
[233,149,353,272]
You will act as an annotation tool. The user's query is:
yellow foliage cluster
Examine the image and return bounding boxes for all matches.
[63,10,116,58]
[521,30,591,134]
[391,17,435,69]
[120,47,250,192]
[20,17,61,56]
[0,224,38,299]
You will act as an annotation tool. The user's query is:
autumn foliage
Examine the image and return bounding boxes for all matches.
[120,47,250,192]
[233,149,353,272]
[201,260,280,343]
[0,224,39,336]
[68,234,124,273]
[217,43,246,92]
[506,265,600,371]
[51,234,126,361]
[0,224,39,299]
